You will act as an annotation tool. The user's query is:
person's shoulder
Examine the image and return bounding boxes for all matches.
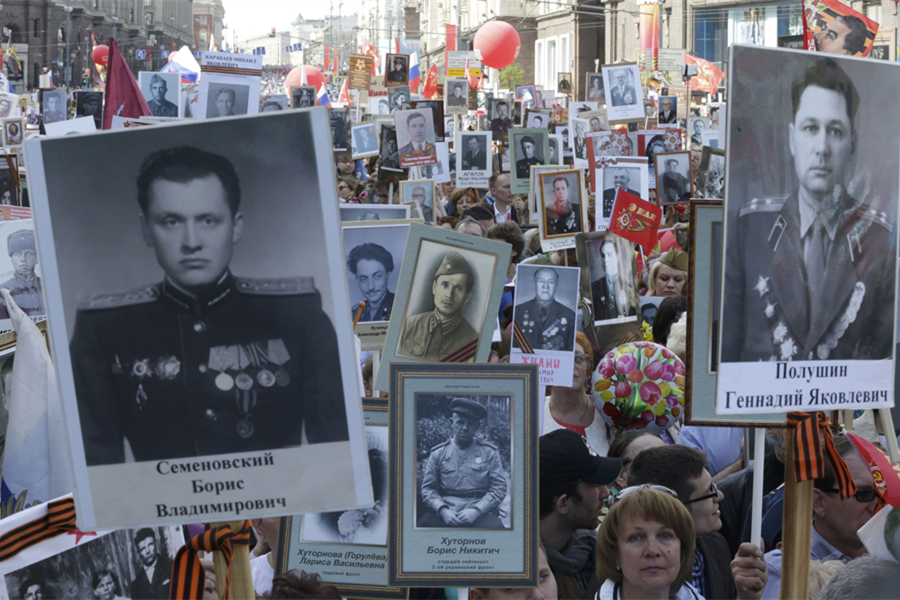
[77,283,161,311]
[403,311,431,328]
[430,439,450,452]
[476,437,499,451]
[849,203,894,236]
[235,276,318,296]
[737,194,789,218]
[554,300,575,317]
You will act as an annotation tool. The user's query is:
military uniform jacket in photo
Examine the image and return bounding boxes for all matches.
[420,437,507,517]
[722,193,895,363]
[0,273,44,319]
[398,311,478,361]
[70,273,350,466]
[352,290,395,323]
[515,298,575,351]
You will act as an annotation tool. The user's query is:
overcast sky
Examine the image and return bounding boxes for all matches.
[221,0,363,41]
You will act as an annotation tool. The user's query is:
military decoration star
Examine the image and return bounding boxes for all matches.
[764,299,777,319]
[773,322,788,345]
[68,528,98,544]
[779,338,798,361]
[754,276,770,298]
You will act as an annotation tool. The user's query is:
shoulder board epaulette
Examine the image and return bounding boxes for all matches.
[431,440,450,452]
[236,277,317,296]
[477,438,498,450]
[853,205,893,232]
[738,196,788,217]
[78,285,160,310]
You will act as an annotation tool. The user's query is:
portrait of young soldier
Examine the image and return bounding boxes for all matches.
[0,229,44,319]
[347,242,395,323]
[418,397,508,529]
[515,134,544,179]
[544,175,582,235]
[145,74,179,118]
[42,91,66,124]
[76,91,104,130]
[722,57,895,363]
[69,146,350,465]
[130,528,173,599]
[513,267,576,352]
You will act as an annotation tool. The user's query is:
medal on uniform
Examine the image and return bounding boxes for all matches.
[209,346,238,392]
[235,390,257,439]
[257,369,276,387]
[135,383,148,409]
[215,372,234,391]
[268,339,292,387]
[234,345,254,390]
[236,418,255,438]
[247,341,276,388]
[235,373,254,390]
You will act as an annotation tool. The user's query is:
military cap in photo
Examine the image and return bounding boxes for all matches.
[7,229,35,255]
[436,251,473,279]
[450,397,487,421]
[659,247,688,272]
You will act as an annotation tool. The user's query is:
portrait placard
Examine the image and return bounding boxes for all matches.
[509,128,550,194]
[330,106,351,152]
[138,71,182,118]
[352,122,380,159]
[395,108,438,167]
[39,89,66,124]
[581,108,609,133]
[456,131,491,188]
[276,398,408,599]
[529,165,566,223]
[195,53,262,120]
[575,231,640,327]
[553,123,572,158]
[802,0,878,56]
[0,154,19,208]
[596,158,649,230]
[689,116,709,148]
[420,141,451,184]
[718,45,899,414]
[657,95,678,124]
[24,109,373,528]
[571,117,590,169]
[400,180,437,225]
[524,107,552,130]
[385,54,410,88]
[514,83,538,109]
[537,169,588,252]
[0,92,19,119]
[510,264,580,385]
[404,100,445,141]
[73,91,103,130]
[379,123,403,172]
[341,204,411,222]
[639,129,679,189]
[586,131,631,192]
[697,146,725,200]
[444,78,468,115]
[585,73,604,102]
[374,224,512,392]
[1,117,23,146]
[0,218,44,333]
[370,96,393,116]
[557,72,572,94]
[388,363,539,587]
[548,133,563,166]
[291,85,317,109]
[388,86,411,114]
[655,150,692,203]
[489,99,512,142]
[602,63,643,122]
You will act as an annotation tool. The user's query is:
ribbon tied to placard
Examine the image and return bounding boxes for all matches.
[0,496,77,562]
[170,520,252,600]
[786,411,857,500]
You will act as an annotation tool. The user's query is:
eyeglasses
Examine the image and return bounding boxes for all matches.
[615,485,679,501]
[574,353,592,365]
[684,481,719,505]
[829,487,878,503]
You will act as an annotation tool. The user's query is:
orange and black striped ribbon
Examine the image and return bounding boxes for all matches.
[786,412,857,500]
[200,66,263,77]
[512,320,535,354]
[0,496,76,562]
[169,520,252,600]
[440,338,478,362]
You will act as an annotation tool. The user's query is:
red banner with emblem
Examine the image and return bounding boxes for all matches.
[608,190,662,251]
[684,54,727,94]
[638,0,659,71]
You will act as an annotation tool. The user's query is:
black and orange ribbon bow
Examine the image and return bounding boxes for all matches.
[786,412,857,499]
[170,520,252,600]
[0,496,76,562]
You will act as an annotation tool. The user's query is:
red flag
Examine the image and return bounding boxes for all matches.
[465,58,481,90]
[362,40,380,75]
[684,54,726,94]
[423,64,439,99]
[846,431,900,509]
[338,77,350,104]
[324,45,331,72]
[333,48,339,75]
[608,189,662,251]
[101,38,151,130]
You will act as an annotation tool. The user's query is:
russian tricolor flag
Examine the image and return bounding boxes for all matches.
[317,84,331,107]
[408,51,421,93]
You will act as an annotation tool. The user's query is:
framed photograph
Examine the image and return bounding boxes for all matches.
[575,230,640,327]
[388,86,411,114]
[643,98,657,120]
[524,107,552,129]
[385,54,410,87]
[0,155,19,207]
[870,28,897,61]
[510,264,580,385]
[701,130,720,149]
[196,70,259,120]
[352,122,380,159]
[395,108,438,168]
[0,500,185,600]
[420,141,451,183]
[457,131,491,188]
[509,128,549,194]
[24,109,374,529]
[537,169,588,251]
[639,129,679,188]
[374,224,511,391]
[489,99,512,141]
[557,72,572,94]
[553,123,572,158]
[2,117,23,146]
[655,150,692,203]
[388,363,539,587]
[404,100,445,141]
[291,85,317,109]
[689,116,709,148]
[0,92,18,119]
[443,114,456,140]
[528,164,564,224]
[582,108,609,132]
[330,106,351,152]
[400,180,437,225]
[138,71,182,118]
[276,398,407,599]
[686,202,784,426]
[514,83,538,109]
[597,158,649,229]
[39,89,67,124]
[379,123,403,172]
[718,45,899,414]
[696,146,725,200]
[585,73,604,102]
[341,204,411,222]
[548,133,563,166]
[370,96,393,116]
[74,91,103,130]
[444,78,468,115]
[0,218,43,332]
[476,90,491,112]
[571,117,590,168]
[602,63,643,121]
[260,94,289,112]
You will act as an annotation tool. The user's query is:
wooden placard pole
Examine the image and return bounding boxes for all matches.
[211,520,254,600]
[779,428,813,600]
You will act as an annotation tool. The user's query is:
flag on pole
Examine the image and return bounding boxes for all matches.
[465,57,482,89]
[300,65,308,86]
[317,83,331,107]
[338,77,350,104]
[684,54,726,94]
[423,64,439,99]
[362,39,380,75]
[102,38,151,129]
[408,51,421,93]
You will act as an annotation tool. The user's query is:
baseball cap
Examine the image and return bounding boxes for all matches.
[540,429,622,487]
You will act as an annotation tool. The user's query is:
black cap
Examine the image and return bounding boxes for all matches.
[540,429,622,487]
[450,398,487,421]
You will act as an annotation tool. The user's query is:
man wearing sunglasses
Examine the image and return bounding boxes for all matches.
[630,445,769,600]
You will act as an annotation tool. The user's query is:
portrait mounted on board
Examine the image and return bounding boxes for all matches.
[351,122,381,159]
[548,133,563,166]
[74,91,103,130]
[639,129,680,188]
[509,128,549,194]
[537,169,588,252]
[696,146,725,200]
[655,150,692,204]
[643,98,657,121]
[489,99,513,141]
[457,131,492,189]
[601,63,643,122]
[24,109,374,529]
[341,205,411,222]
[330,106,351,152]
[802,0,878,56]
[400,180,437,225]
[385,53,410,87]
[2,117,24,146]
[575,230,640,327]
[374,224,511,391]
[0,218,44,333]
[515,83,538,110]
[444,78,468,115]
[260,94,289,112]
[596,158,649,229]
[557,72,572,94]
[524,107,552,130]
[583,73,603,102]
[689,116,709,148]
[656,95,678,124]
[571,117,590,169]
[395,108,438,168]
[388,363,539,588]
[553,123,572,158]
[404,100,445,141]
[290,85,317,109]
[582,108,609,132]
[379,123,403,172]
[138,71,182,118]
[196,79,255,119]
[370,96,392,116]
[39,89,67,125]
[0,92,18,120]
[421,141,451,184]
[0,155,19,207]
[388,86,411,114]
[718,45,899,415]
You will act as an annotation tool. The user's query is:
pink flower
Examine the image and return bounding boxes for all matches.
[643,361,665,380]
[661,363,676,381]
[616,355,637,375]
[640,410,654,424]
[662,348,675,360]
[598,359,616,379]
[615,381,632,398]
[674,360,685,376]
[665,395,680,408]
[655,415,670,428]
[639,382,662,405]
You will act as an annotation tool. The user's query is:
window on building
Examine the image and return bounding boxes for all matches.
[559,34,570,78]
[865,1,882,24]
[33,19,39,38]
[200,29,207,42]
[776,4,803,37]
[200,16,208,25]
[693,8,726,65]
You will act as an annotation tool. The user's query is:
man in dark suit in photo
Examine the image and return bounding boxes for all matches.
[130,528,173,599]
[398,111,435,157]
[609,70,636,107]
[602,168,640,218]
[462,136,486,171]
[658,97,677,124]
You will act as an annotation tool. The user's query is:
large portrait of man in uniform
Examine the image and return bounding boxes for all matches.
[585,235,639,325]
[720,47,897,373]
[415,395,511,529]
[511,265,578,353]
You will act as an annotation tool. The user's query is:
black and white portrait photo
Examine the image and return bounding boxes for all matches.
[370,96,391,115]
[444,115,456,140]
[2,118,23,145]
[330,107,350,152]
[406,100,445,142]
[657,96,678,124]
[343,223,408,324]
[204,82,250,118]
[515,84,537,110]
[40,90,66,124]
[690,116,709,147]
[584,235,639,325]
[644,99,657,120]
[402,180,436,225]
[571,118,590,167]
[697,147,724,200]
[386,53,410,86]
[27,109,373,528]
[585,73,604,102]
[0,158,19,207]
[600,162,648,229]
[379,124,402,171]
[351,122,379,159]
[512,264,578,352]
[655,151,692,204]
[388,86,411,114]
[583,110,608,132]
[0,221,44,328]
[460,133,487,171]
[526,109,551,129]
[396,108,438,168]
[511,130,547,184]
[548,134,562,166]
[554,124,572,158]
[340,205,411,222]
[718,46,899,413]
[138,71,181,118]
[445,79,468,114]
[557,72,572,94]
[602,63,644,121]
[0,92,16,119]
[415,395,511,529]
[291,85,316,109]
[74,91,104,130]
[540,170,584,238]
[490,99,512,139]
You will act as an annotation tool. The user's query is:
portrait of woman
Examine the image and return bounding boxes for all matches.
[91,570,126,600]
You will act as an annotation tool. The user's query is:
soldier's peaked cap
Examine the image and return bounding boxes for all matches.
[436,252,473,280]
[450,398,487,421]
[8,229,34,255]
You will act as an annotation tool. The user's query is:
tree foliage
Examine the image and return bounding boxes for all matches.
[499,62,526,90]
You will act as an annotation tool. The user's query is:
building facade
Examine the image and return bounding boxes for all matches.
[237,31,295,67]
[192,0,224,51]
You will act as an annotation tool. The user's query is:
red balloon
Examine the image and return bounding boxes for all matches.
[92,44,109,66]
[473,21,521,70]
[284,65,326,94]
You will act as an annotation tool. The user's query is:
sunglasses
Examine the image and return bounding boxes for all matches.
[829,487,878,503]
[574,353,592,365]
[684,481,719,505]
[615,484,679,501]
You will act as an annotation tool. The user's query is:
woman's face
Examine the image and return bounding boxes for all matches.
[571,342,590,390]
[617,516,682,597]
[614,435,665,490]
[337,160,355,175]
[94,575,115,600]
[654,264,687,296]
[337,181,353,199]
[457,193,474,213]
